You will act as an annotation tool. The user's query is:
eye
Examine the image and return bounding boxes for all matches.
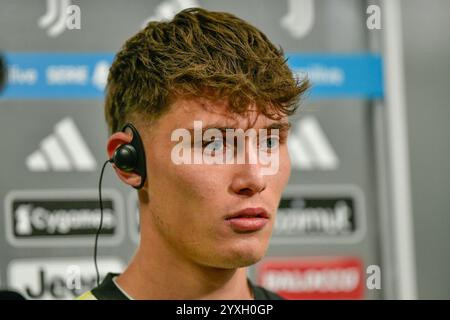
[260,136,280,150]
[203,138,224,150]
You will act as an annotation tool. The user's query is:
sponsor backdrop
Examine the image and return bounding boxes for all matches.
[0,0,388,299]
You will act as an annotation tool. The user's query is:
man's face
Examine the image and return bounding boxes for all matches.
[140,98,291,269]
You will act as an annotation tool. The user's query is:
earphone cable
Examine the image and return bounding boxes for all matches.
[94,159,112,287]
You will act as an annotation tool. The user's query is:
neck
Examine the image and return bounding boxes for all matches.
[116,214,254,300]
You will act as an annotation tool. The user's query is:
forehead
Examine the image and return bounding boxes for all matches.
[161,97,288,130]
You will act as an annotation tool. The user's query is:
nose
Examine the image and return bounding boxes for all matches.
[229,133,269,196]
[230,163,267,196]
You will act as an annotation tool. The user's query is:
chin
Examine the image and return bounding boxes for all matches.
[219,242,268,269]
[232,255,264,268]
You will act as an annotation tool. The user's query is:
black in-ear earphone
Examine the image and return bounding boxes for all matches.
[94,123,147,286]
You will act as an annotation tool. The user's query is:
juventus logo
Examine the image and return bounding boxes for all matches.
[281,0,315,38]
[38,0,81,37]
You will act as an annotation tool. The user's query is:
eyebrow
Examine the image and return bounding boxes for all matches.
[264,122,291,132]
[186,121,292,134]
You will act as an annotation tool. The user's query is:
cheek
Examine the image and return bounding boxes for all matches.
[149,163,230,245]
[274,147,291,189]
[171,165,221,199]
[149,151,226,210]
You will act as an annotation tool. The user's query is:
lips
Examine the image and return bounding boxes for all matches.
[225,207,269,220]
[225,207,269,232]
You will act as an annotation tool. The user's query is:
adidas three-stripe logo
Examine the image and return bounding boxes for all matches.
[288,116,339,170]
[26,117,97,172]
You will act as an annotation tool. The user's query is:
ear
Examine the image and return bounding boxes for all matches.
[107,131,142,188]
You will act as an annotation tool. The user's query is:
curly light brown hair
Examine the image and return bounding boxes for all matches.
[104,7,310,135]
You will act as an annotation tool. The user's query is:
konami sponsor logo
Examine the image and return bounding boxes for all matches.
[7,258,124,300]
[257,257,364,299]
[274,196,363,240]
[275,197,356,236]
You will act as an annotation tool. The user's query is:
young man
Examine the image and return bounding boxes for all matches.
[79,7,309,300]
